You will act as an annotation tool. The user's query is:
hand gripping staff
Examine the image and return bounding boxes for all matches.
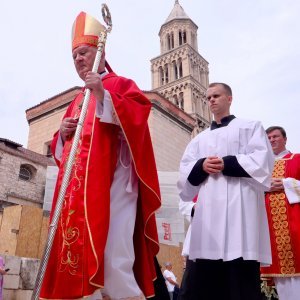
[31,4,112,299]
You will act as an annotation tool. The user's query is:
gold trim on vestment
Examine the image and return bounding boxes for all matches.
[84,107,104,289]
[269,159,295,275]
[277,153,295,161]
[59,136,83,276]
[261,272,300,278]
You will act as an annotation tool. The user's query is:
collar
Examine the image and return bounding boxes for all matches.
[210,115,236,130]
[275,149,290,160]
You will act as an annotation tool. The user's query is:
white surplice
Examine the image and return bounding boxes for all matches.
[177,118,275,264]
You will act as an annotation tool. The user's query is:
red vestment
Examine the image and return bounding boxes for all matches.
[261,153,300,278]
[40,72,161,299]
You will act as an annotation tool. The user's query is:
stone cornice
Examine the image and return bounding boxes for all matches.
[26,87,81,124]
[144,91,195,130]
[152,75,207,93]
[151,44,208,65]
[0,142,55,167]
[159,18,198,36]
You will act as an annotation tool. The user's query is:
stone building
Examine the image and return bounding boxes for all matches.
[26,89,195,172]
[0,138,54,259]
[26,87,80,157]
[151,0,211,133]
[0,138,55,211]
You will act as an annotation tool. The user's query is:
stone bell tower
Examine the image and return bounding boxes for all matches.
[150,0,211,130]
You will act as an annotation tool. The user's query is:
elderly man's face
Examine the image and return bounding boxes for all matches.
[72,45,105,80]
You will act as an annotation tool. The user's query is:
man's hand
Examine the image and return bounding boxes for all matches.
[270,178,284,192]
[203,156,224,174]
[85,71,104,103]
[60,117,78,142]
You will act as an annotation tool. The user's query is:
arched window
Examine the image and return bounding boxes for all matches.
[164,64,169,84]
[179,30,183,45]
[178,59,183,78]
[159,66,164,85]
[19,164,36,181]
[172,61,178,80]
[171,32,174,49]
[167,34,171,50]
[183,30,187,43]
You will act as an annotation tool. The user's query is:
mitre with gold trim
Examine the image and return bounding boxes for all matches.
[72,11,105,50]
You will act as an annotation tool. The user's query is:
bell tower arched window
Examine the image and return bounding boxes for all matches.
[171,32,174,49]
[159,66,164,86]
[167,34,171,50]
[179,30,183,45]
[183,30,187,44]
[179,30,187,46]
[172,60,178,80]
[164,64,169,84]
[178,58,183,78]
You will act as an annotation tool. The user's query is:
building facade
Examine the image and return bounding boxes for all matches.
[0,138,55,211]
[0,138,54,259]
[26,88,194,172]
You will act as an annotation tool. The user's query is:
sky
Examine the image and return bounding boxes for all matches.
[1,0,299,152]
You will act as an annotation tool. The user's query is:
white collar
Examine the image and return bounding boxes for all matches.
[275,149,290,160]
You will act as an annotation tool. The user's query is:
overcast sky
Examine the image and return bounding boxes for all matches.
[1,0,299,152]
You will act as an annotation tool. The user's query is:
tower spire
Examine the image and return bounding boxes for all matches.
[150,0,211,127]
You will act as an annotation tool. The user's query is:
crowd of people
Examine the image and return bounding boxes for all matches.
[10,7,297,300]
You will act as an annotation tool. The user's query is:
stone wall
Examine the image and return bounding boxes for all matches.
[2,255,39,300]
[26,87,80,154]
[0,149,47,207]
[149,109,191,171]
[0,247,184,300]
[156,172,186,246]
